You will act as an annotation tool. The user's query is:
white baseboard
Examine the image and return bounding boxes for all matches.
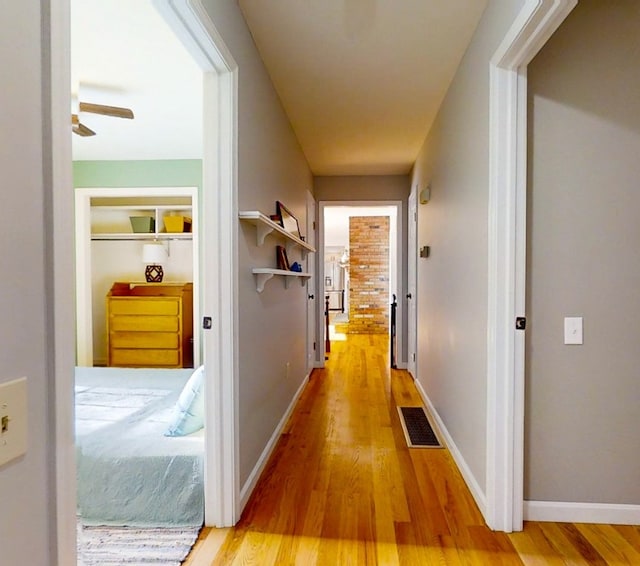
[414,380,487,517]
[239,372,310,510]
[524,500,640,525]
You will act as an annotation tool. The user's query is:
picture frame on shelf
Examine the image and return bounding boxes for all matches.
[276,201,302,240]
[276,245,290,270]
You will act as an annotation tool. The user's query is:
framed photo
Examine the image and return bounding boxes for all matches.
[276,201,302,239]
[325,276,332,287]
[276,245,290,270]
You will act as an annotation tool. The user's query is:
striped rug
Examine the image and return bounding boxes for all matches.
[78,523,200,565]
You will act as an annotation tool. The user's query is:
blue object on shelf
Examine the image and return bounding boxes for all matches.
[290,262,303,272]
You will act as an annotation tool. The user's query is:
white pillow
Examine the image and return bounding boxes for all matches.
[165,365,205,437]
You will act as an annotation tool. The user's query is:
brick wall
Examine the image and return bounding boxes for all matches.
[348,216,389,334]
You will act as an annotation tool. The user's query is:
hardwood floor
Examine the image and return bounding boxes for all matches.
[185,333,640,565]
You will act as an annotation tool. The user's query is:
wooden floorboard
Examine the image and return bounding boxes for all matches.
[185,333,637,565]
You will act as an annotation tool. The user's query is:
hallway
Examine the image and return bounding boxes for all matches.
[186,334,640,565]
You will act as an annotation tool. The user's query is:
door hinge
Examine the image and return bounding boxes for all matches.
[313,341,316,351]
[203,316,212,329]
[412,353,416,362]
[313,221,316,230]
[515,317,526,330]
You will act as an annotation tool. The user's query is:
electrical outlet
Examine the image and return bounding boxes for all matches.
[0,377,27,468]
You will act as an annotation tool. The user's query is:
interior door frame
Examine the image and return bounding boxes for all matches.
[305,191,317,374]
[486,0,577,532]
[51,1,239,563]
[317,200,404,368]
[406,188,418,378]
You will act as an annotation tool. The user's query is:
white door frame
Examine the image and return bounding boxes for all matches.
[486,0,576,532]
[317,201,404,368]
[406,188,418,378]
[306,191,317,374]
[153,0,239,530]
[51,1,239,563]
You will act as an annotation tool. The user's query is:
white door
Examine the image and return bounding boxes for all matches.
[407,189,418,377]
[306,191,317,373]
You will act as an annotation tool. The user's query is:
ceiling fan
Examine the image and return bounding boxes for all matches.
[71,101,134,137]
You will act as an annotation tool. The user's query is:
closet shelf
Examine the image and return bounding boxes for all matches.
[252,268,311,293]
[91,233,192,241]
[239,210,315,255]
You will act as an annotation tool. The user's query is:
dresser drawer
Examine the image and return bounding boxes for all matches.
[107,282,193,368]
[110,315,179,332]
[110,348,180,367]
[109,299,179,316]
[110,331,179,349]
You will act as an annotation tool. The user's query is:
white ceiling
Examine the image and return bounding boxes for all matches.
[71,0,202,161]
[238,0,487,175]
[71,1,487,175]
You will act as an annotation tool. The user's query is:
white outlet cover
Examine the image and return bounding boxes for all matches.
[564,317,583,345]
[0,377,28,468]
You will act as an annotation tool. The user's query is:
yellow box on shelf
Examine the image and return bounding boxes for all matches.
[164,215,192,233]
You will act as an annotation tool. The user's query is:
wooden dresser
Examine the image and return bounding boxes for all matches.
[106,282,193,368]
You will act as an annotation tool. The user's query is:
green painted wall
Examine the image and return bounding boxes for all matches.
[73,160,202,189]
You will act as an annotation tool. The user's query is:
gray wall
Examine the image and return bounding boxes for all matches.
[314,175,410,362]
[526,0,640,504]
[201,0,313,488]
[0,2,55,565]
[314,175,409,202]
[410,0,525,493]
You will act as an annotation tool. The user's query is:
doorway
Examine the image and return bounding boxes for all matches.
[52,0,239,562]
[319,202,403,365]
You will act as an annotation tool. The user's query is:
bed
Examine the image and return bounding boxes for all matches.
[75,367,204,527]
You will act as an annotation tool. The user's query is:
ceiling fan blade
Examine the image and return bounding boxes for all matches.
[79,101,134,119]
[71,114,96,137]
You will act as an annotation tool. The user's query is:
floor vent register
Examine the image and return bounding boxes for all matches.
[398,406,442,448]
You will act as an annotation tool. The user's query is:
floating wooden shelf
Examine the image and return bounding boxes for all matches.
[239,210,315,256]
[252,268,312,293]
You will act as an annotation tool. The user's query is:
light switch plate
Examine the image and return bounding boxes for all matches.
[0,377,28,468]
[564,317,583,345]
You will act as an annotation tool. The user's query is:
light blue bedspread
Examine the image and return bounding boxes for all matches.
[75,367,204,527]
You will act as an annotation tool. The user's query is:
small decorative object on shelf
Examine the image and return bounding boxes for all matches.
[276,201,303,240]
[276,245,290,270]
[290,262,303,273]
[164,215,192,233]
[130,216,155,233]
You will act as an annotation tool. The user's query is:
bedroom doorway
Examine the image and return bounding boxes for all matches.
[53,1,239,562]
[71,0,207,533]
